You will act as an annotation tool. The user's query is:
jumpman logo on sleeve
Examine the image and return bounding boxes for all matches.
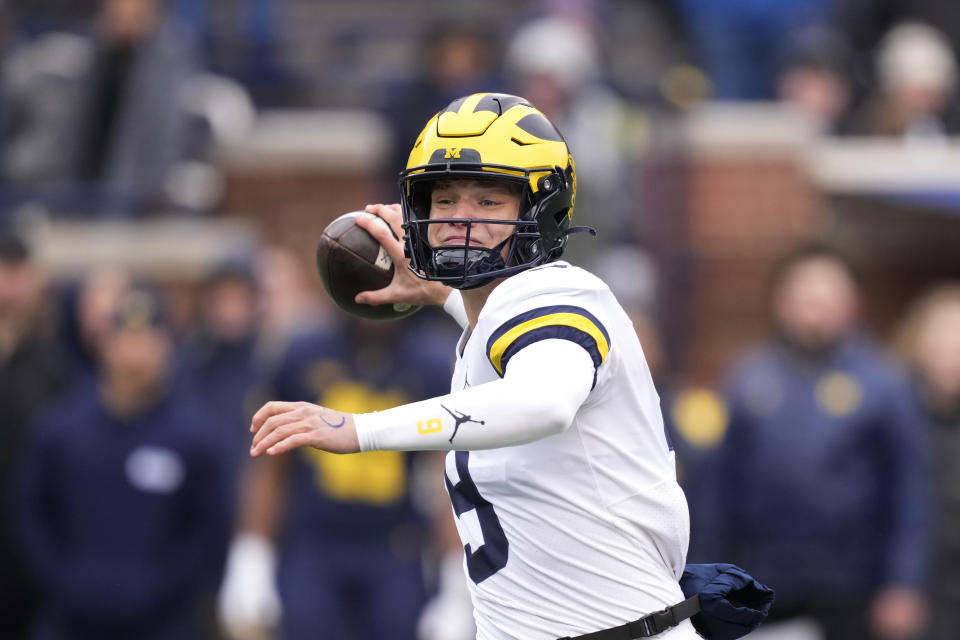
[441,404,485,444]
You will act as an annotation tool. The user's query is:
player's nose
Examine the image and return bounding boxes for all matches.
[441,204,468,229]
[448,199,476,220]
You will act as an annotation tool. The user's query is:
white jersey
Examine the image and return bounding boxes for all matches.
[444,262,696,639]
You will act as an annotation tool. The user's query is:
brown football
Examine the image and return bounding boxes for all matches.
[315,211,421,320]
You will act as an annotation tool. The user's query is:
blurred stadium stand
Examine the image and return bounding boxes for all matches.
[5,0,960,397]
[4,0,685,108]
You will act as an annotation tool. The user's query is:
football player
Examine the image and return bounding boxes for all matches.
[250,93,699,639]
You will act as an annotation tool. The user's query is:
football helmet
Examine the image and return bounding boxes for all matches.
[399,93,580,289]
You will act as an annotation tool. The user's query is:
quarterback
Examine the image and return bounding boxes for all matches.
[250,93,699,639]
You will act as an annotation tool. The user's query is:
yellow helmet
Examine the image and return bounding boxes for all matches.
[399,93,580,289]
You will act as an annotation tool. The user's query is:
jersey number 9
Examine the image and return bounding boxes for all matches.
[444,451,509,583]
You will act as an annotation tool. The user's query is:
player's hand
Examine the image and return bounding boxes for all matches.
[249,401,359,456]
[355,203,452,308]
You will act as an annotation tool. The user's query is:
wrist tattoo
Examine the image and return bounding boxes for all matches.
[321,414,346,429]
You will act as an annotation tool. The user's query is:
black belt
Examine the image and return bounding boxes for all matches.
[557,594,701,640]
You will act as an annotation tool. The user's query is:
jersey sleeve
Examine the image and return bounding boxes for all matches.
[355,339,594,451]
[481,266,612,387]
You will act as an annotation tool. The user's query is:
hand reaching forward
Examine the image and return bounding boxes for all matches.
[354,203,451,308]
[249,401,360,457]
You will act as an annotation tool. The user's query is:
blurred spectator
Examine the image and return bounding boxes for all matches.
[166,0,304,108]
[832,1,960,107]
[218,315,459,640]
[0,226,73,639]
[670,0,840,100]
[504,15,641,263]
[894,285,960,640]
[701,244,930,640]
[0,0,208,216]
[57,266,132,377]
[13,282,235,640]
[591,0,695,107]
[179,257,270,458]
[176,256,273,573]
[843,22,960,140]
[776,26,856,135]
[380,17,505,188]
[254,244,328,364]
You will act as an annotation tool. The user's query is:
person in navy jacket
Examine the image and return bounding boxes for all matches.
[13,283,234,640]
[701,244,931,640]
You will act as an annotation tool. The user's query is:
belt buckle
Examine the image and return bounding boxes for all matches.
[633,604,675,638]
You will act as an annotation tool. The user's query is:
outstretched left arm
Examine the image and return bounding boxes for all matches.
[249,339,594,456]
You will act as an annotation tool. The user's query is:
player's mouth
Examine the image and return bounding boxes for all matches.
[438,235,484,246]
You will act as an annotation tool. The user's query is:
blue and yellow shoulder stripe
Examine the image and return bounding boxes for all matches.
[486,305,610,387]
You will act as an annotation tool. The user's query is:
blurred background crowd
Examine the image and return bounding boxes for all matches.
[1,0,960,639]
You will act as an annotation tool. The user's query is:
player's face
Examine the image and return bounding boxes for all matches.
[427,179,523,251]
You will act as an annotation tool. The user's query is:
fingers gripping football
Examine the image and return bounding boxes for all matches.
[355,204,451,308]
[249,401,360,456]
[360,203,405,254]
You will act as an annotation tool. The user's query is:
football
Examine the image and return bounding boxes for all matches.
[315,211,421,321]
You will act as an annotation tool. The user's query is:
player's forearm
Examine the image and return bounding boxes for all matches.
[355,379,559,451]
[355,340,593,451]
